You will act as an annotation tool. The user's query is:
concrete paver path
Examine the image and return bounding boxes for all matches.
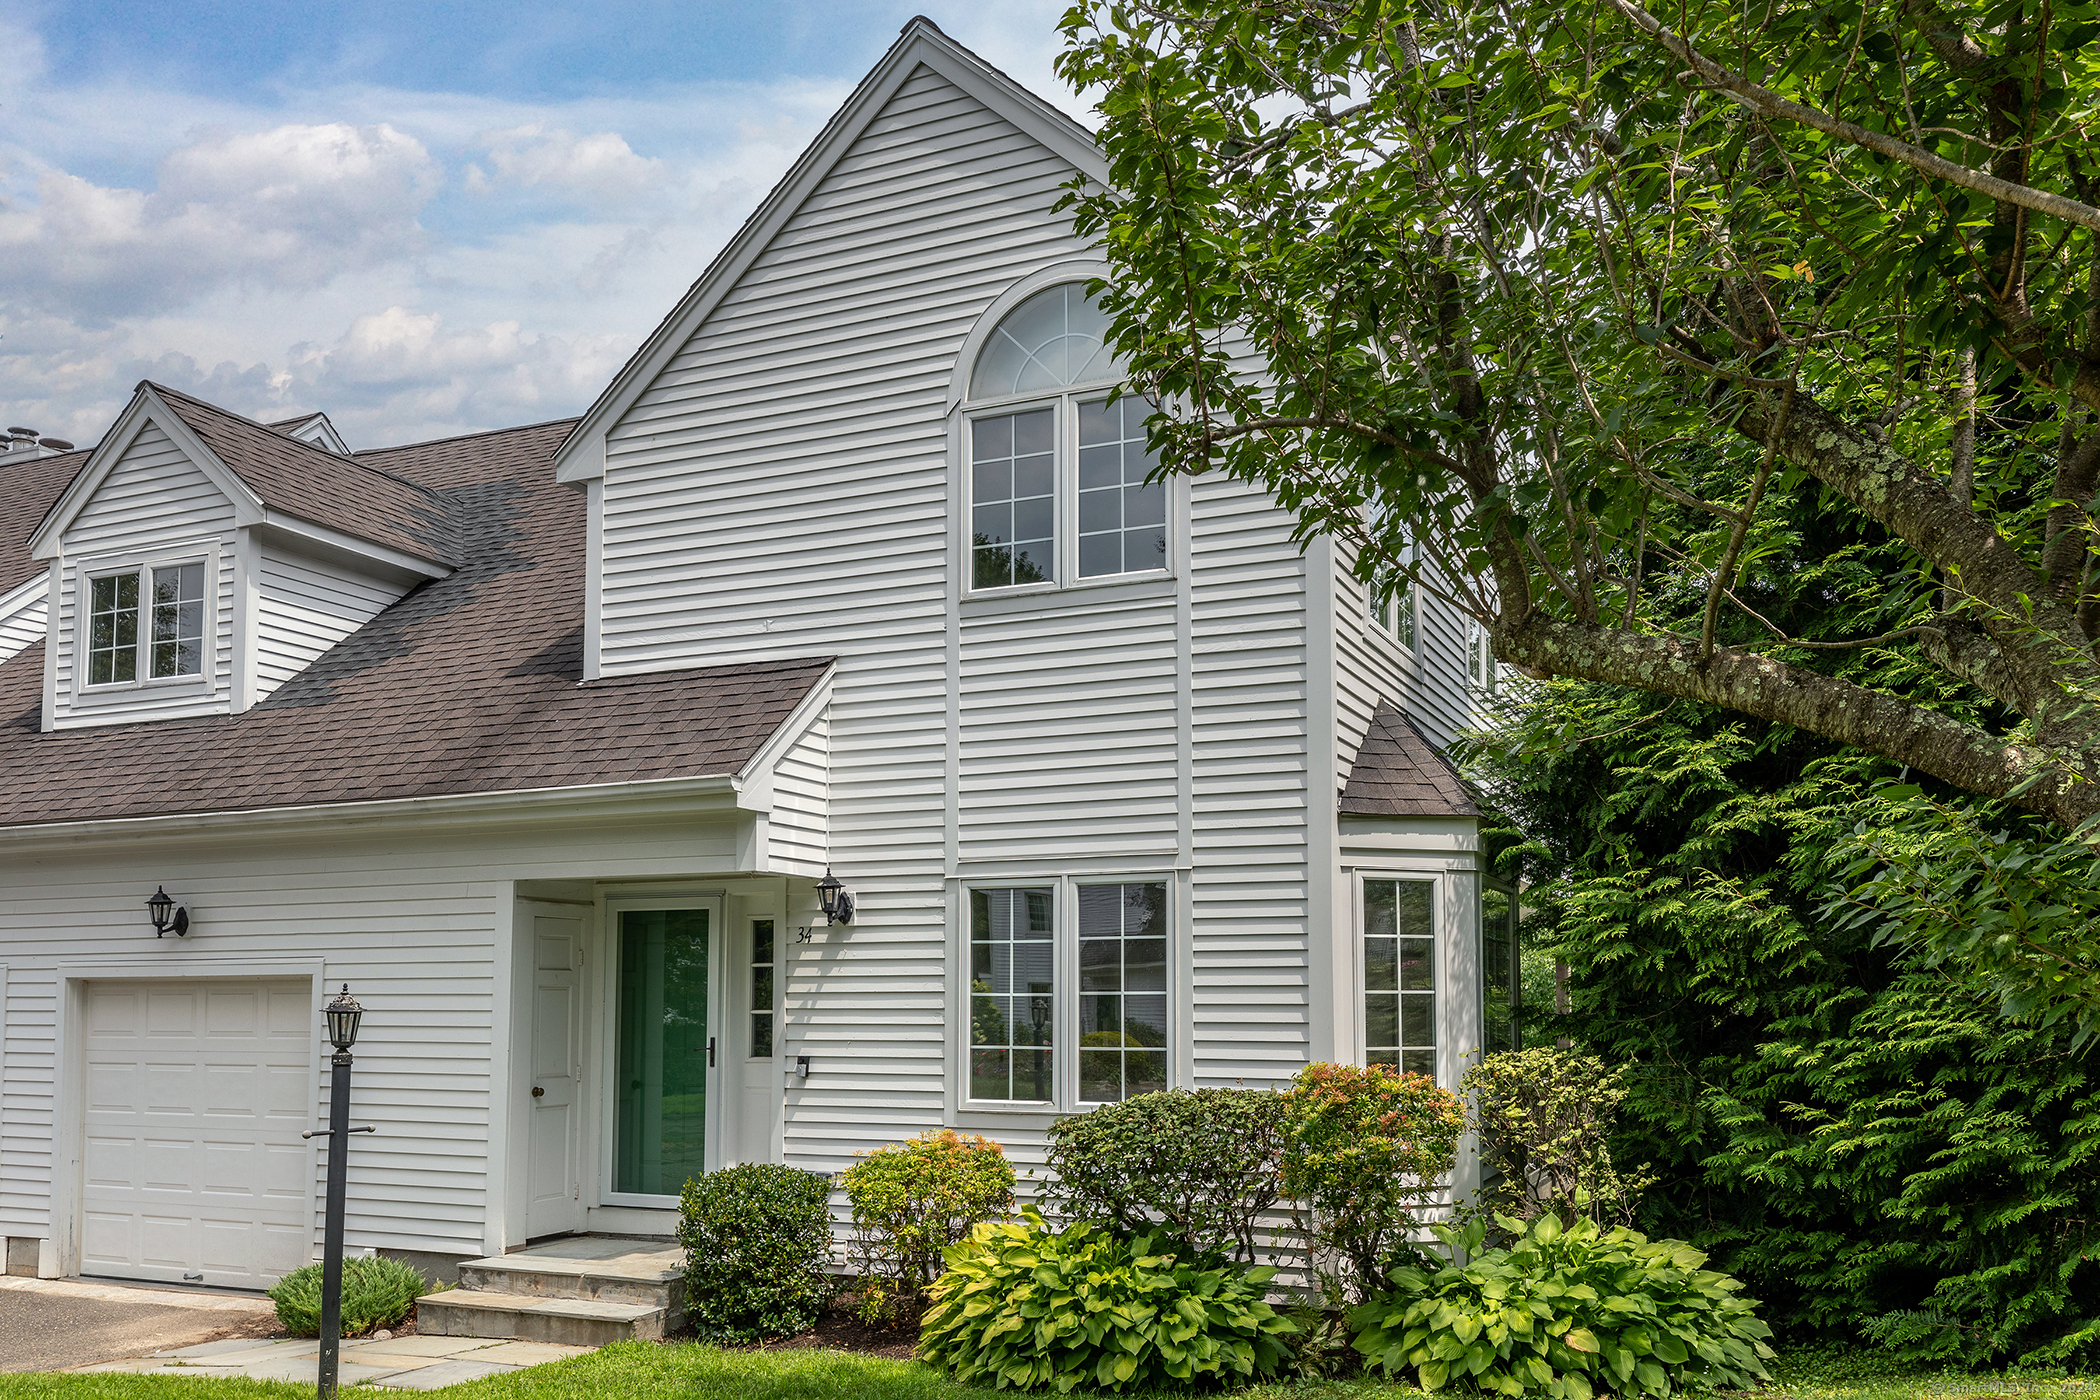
[75,1333,599,1389]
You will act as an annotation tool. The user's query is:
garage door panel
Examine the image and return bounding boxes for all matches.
[81,977,314,1288]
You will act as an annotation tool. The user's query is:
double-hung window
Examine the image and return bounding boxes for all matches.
[966,877,1173,1106]
[1372,539,1419,650]
[966,284,1169,592]
[1363,877,1437,1077]
[86,561,207,686]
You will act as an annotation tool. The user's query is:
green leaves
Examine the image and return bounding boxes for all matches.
[267,1255,427,1338]
[1350,1214,1774,1396]
[676,1162,836,1343]
[918,1208,1298,1392]
[840,1129,1016,1325]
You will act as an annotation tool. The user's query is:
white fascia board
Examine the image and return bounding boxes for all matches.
[0,572,47,626]
[253,512,452,582]
[550,18,1109,485]
[0,772,741,854]
[732,665,835,812]
[29,384,265,559]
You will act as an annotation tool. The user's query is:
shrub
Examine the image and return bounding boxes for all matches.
[1464,1047,1656,1229]
[840,1128,1013,1325]
[676,1161,836,1343]
[1351,1214,1775,1397]
[1041,1087,1286,1264]
[268,1255,427,1337]
[919,1207,1297,1392]
[1280,1061,1465,1300]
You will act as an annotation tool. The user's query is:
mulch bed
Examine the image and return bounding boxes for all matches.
[683,1303,923,1360]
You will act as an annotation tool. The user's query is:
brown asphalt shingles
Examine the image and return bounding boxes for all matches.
[0,416,830,828]
[150,383,459,567]
[1339,701,1478,818]
[0,446,91,595]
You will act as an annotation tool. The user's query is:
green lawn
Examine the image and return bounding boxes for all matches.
[0,1339,2092,1400]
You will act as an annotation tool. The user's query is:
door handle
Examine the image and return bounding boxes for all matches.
[531,1086,545,1098]
[708,1037,717,1068]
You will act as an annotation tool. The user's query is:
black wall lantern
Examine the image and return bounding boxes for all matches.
[145,886,189,938]
[816,867,855,926]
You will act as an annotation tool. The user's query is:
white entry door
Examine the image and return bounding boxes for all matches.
[80,977,312,1288]
[525,909,585,1238]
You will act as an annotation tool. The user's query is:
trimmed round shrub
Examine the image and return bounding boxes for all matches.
[1041,1087,1286,1264]
[267,1255,427,1337]
[920,1208,1298,1392]
[841,1128,1013,1325]
[676,1162,836,1343]
[1282,1061,1465,1299]
[1350,1214,1776,1396]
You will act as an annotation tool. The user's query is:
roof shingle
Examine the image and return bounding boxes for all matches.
[1340,702,1478,818]
[0,416,830,828]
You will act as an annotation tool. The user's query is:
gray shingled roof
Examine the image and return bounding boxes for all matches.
[151,383,458,568]
[0,416,831,828]
[1340,701,1478,818]
[0,445,92,595]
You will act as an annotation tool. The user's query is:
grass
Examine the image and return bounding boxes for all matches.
[0,1338,2093,1400]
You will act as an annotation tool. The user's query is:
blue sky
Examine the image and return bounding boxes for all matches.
[0,0,1079,446]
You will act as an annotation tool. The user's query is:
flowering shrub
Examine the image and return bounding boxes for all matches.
[839,1128,1014,1325]
[1281,1061,1465,1299]
[1463,1047,1656,1229]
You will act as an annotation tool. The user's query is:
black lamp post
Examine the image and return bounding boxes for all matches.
[306,986,371,1400]
[816,867,854,926]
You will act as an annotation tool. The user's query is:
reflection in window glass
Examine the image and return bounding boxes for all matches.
[151,563,206,678]
[1077,397,1166,578]
[614,908,710,1196]
[969,887,1054,1101]
[1078,882,1169,1102]
[971,410,1056,589]
[1483,886,1519,1054]
[1364,878,1436,1078]
[750,918,775,1059]
[88,572,140,686]
[970,284,1116,397]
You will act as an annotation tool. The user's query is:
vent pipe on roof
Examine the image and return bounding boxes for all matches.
[0,427,70,461]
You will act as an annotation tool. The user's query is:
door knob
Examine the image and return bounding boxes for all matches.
[531,1086,545,1098]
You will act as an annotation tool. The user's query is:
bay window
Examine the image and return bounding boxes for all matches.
[1363,877,1437,1077]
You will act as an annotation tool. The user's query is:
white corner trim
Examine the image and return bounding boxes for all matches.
[551,21,1107,486]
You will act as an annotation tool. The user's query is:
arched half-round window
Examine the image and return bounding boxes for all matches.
[964,283,1166,592]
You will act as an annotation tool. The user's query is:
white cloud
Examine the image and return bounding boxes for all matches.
[0,123,439,321]
[466,125,664,203]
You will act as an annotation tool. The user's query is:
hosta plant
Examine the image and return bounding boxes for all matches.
[918,1207,1297,1392]
[1350,1214,1774,1397]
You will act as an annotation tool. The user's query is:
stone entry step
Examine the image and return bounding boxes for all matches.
[418,1237,684,1347]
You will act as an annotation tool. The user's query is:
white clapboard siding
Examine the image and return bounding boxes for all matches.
[254,544,407,699]
[768,706,830,876]
[0,813,744,1259]
[957,592,1180,862]
[50,423,237,729]
[1189,477,1312,1088]
[0,587,47,667]
[1332,541,1474,786]
[598,65,1098,1171]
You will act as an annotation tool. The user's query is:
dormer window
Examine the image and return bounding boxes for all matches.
[86,562,206,686]
[965,283,1167,593]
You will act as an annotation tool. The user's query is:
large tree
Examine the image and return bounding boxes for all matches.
[1057,0,2100,829]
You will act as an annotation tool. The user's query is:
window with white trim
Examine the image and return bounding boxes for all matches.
[86,561,206,686]
[969,886,1056,1102]
[1372,540,1418,649]
[1364,877,1436,1077]
[963,876,1174,1106]
[966,284,1167,592]
[1077,882,1169,1102]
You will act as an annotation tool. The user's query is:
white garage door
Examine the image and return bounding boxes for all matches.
[81,978,313,1288]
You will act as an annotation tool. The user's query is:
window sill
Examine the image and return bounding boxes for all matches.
[71,675,216,706]
[961,573,1176,619]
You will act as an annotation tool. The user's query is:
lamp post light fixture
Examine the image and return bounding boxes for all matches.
[815,867,855,926]
[304,985,373,1400]
[145,887,189,937]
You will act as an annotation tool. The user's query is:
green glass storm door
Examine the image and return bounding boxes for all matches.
[614,908,712,1197]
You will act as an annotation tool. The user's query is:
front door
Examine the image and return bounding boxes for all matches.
[610,905,719,1200]
[525,909,585,1237]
